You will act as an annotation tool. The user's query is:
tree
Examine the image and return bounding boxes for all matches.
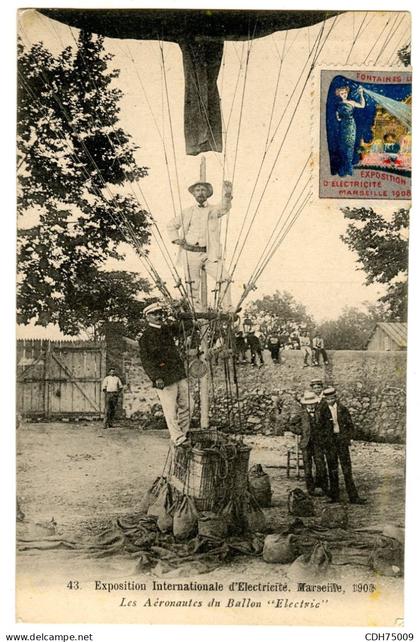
[340,207,409,321]
[17,33,153,336]
[245,290,314,329]
[316,305,382,350]
[397,43,411,67]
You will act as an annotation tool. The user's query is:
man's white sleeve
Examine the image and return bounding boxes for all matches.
[167,213,182,242]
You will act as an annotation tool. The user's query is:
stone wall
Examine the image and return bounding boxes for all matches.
[119,345,406,444]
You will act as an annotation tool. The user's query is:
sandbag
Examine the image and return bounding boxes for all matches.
[248,464,272,508]
[263,534,299,564]
[319,504,349,529]
[221,498,244,536]
[244,492,267,533]
[173,496,198,541]
[382,524,404,546]
[139,477,164,514]
[368,536,404,577]
[288,542,332,581]
[198,512,228,540]
[288,488,315,517]
[147,481,173,534]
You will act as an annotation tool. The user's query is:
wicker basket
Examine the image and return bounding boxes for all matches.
[169,433,251,512]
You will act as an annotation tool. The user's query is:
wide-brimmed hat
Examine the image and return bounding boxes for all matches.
[300,390,319,405]
[143,302,164,316]
[323,387,337,398]
[310,378,324,387]
[188,181,213,198]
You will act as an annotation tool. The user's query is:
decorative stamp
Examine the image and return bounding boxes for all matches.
[319,69,412,200]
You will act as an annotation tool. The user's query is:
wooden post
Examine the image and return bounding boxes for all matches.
[44,342,51,419]
[200,267,209,429]
[200,156,206,182]
[199,156,209,429]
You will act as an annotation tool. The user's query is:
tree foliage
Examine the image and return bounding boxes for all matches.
[397,43,411,67]
[316,305,385,350]
[245,290,314,329]
[17,32,152,336]
[340,207,409,321]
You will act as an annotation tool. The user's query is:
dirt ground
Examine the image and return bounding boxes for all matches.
[16,422,405,593]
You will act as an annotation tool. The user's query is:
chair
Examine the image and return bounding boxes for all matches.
[286,434,304,478]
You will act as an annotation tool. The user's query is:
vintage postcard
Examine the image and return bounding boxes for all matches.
[14,6,413,632]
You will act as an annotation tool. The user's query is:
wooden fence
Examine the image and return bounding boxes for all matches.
[17,339,106,417]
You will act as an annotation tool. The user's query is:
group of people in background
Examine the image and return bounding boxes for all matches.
[103,304,366,507]
[232,320,328,368]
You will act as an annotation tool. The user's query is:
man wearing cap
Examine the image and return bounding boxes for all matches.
[290,390,329,496]
[167,180,233,310]
[318,387,366,504]
[138,303,192,447]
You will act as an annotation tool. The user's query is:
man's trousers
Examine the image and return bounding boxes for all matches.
[156,378,194,445]
[323,435,359,501]
[104,392,119,427]
[182,251,231,310]
[302,440,329,494]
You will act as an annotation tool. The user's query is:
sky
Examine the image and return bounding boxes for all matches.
[17,9,411,337]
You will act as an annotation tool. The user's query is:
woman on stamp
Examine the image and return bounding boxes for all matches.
[335,85,365,176]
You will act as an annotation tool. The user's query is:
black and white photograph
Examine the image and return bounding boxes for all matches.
[4,3,418,635]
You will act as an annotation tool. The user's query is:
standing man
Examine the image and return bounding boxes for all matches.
[247,330,264,368]
[318,387,366,504]
[267,330,281,364]
[299,330,312,367]
[102,367,123,429]
[290,391,329,496]
[138,303,192,447]
[235,330,248,364]
[167,180,233,310]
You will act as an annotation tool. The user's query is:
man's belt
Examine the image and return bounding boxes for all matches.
[184,243,207,252]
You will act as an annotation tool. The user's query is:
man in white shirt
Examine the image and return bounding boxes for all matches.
[318,387,366,504]
[167,180,233,310]
[102,368,123,429]
[299,330,312,367]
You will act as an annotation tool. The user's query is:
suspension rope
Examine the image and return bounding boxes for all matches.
[345,12,368,64]
[219,17,336,309]
[374,13,404,65]
[244,180,312,294]
[363,13,393,64]
[236,189,312,311]
[245,156,311,286]
[387,29,411,65]
[252,190,313,284]
[62,24,190,302]
[224,22,326,283]
[22,21,168,284]
[18,33,174,303]
[264,31,288,154]
[211,35,254,311]
[158,37,198,316]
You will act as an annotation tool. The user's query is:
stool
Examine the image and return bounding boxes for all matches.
[286,435,304,479]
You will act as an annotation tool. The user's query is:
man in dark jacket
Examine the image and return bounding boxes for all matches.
[267,332,281,364]
[247,331,264,367]
[290,390,329,496]
[318,387,366,504]
[138,303,192,446]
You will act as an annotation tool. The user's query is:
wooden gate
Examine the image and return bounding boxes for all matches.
[17,339,106,417]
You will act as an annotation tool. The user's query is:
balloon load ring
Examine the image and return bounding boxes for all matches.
[189,359,208,379]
